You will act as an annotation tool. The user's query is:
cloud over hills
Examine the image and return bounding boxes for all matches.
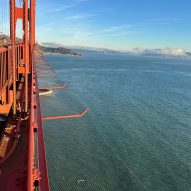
[131,48,191,57]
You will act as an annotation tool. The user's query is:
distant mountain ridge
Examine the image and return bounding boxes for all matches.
[0,34,22,45]
[38,44,81,56]
[41,42,191,58]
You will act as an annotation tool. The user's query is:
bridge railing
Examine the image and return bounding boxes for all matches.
[0,44,23,110]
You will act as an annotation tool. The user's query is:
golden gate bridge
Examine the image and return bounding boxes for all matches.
[0,0,88,190]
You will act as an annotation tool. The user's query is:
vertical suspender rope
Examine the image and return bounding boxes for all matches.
[5,0,8,35]
[10,0,17,115]
[0,1,1,33]
[0,0,3,33]
[4,0,6,35]
[23,0,29,112]
[2,0,4,34]
[3,0,5,34]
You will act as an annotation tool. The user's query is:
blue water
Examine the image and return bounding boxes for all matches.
[38,52,191,191]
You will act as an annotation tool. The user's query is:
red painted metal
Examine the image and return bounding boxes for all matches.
[40,84,68,90]
[39,65,53,69]
[42,108,89,121]
[0,0,50,190]
[0,44,24,114]
[1,0,89,190]
[30,0,36,46]
[35,63,50,191]
[28,51,50,191]
[23,0,29,112]
[10,0,17,114]
[37,73,56,77]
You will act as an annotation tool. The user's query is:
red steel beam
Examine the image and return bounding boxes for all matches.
[27,59,35,190]
[39,84,68,90]
[37,73,56,77]
[41,108,89,121]
[23,0,29,112]
[0,0,50,190]
[10,0,17,115]
[35,73,50,191]
[30,0,36,46]
[28,51,50,191]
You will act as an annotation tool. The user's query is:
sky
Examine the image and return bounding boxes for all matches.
[37,0,191,51]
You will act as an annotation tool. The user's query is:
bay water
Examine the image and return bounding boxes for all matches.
[38,52,191,191]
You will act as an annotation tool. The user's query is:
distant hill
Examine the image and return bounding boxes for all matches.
[186,51,191,57]
[41,42,191,58]
[41,42,116,53]
[38,45,81,56]
[0,34,22,45]
[0,37,81,56]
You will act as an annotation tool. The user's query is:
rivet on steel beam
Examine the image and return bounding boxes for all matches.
[32,122,38,129]
[32,168,41,186]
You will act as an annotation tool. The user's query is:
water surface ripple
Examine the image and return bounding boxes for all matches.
[38,52,191,191]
